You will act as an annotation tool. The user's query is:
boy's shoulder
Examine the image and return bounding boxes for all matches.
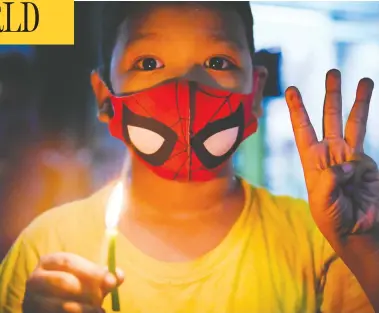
[246,182,334,271]
[247,182,313,226]
[29,182,112,226]
[21,182,115,253]
[246,182,328,249]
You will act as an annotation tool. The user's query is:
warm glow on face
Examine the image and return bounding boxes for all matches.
[105,181,125,230]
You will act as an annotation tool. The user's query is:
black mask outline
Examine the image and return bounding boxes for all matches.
[122,104,178,166]
[190,104,245,169]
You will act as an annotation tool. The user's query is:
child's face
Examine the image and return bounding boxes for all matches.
[109,3,254,95]
[91,3,267,182]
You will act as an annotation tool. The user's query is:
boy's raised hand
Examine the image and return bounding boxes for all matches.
[285,69,379,243]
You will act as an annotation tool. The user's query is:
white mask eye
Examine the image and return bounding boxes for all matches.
[127,125,165,154]
[203,127,239,157]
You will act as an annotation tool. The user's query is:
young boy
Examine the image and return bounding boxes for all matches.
[1,2,379,313]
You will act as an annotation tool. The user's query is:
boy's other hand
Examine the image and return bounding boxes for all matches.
[23,252,124,313]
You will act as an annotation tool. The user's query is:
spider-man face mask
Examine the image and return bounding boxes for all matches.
[106,77,259,181]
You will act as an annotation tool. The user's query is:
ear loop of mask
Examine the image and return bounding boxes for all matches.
[96,66,115,121]
[97,65,115,94]
[98,99,114,123]
[96,66,133,181]
[252,70,260,96]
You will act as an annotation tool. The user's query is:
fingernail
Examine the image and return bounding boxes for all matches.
[288,89,296,101]
[351,210,365,233]
[366,205,376,227]
[331,69,341,78]
[116,268,124,280]
[342,163,353,173]
[105,273,117,286]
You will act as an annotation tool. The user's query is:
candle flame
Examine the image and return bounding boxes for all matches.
[105,181,124,230]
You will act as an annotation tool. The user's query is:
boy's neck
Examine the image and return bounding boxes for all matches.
[124,157,241,220]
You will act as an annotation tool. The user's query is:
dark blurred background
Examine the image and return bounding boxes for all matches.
[1,1,379,261]
[0,3,126,260]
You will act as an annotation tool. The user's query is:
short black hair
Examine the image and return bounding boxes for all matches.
[100,1,255,87]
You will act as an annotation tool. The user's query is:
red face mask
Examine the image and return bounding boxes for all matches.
[106,76,259,181]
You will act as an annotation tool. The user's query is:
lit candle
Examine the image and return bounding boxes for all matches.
[105,181,125,312]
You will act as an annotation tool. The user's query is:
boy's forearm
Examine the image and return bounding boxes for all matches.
[332,229,379,311]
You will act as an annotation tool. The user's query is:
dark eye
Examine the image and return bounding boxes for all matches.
[204,56,236,71]
[134,57,164,71]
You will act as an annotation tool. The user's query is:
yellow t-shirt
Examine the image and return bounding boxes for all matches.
[0,180,373,313]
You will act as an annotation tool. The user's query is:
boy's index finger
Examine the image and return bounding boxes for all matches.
[40,252,110,286]
[285,87,318,155]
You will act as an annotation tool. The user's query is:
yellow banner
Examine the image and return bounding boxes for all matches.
[0,0,74,45]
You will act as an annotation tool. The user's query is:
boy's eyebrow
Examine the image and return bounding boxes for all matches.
[208,33,245,50]
[125,32,160,47]
[125,32,245,51]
